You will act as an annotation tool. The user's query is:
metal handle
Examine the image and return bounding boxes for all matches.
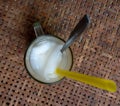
[61,14,90,52]
[33,22,44,37]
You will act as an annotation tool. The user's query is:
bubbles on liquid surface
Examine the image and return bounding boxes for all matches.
[30,40,63,82]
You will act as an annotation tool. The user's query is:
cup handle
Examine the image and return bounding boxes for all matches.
[33,22,45,37]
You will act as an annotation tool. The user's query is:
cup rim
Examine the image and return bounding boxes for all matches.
[24,35,73,85]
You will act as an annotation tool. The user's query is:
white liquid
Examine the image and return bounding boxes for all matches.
[30,41,63,82]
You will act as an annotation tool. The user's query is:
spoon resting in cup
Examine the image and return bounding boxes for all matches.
[61,14,90,53]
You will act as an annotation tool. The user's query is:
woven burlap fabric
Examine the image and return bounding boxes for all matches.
[0,0,120,106]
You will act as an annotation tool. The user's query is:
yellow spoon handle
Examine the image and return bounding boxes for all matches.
[55,68,117,92]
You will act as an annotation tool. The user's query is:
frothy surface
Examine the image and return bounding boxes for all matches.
[30,41,62,82]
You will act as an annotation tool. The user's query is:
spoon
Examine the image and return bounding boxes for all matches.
[61,14,90,53]
[55,68,117,92]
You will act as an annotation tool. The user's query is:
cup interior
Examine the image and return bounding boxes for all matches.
[25,35,73,84]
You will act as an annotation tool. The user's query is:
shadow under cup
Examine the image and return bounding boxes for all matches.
[25,35,73,84]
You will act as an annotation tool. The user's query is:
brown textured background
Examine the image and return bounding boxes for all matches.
[0,0,120,106]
